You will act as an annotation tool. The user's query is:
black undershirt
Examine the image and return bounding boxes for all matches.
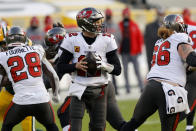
[56,34,121,80]
[82,33,97,45]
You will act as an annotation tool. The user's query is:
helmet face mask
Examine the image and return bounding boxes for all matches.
[163,14,187,33]
[76,7,105,34]
[6,26,26,48]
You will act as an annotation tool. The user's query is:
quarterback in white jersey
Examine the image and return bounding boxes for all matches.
[1,26,59,131]
[59,31,117,86]
[57,7,121,131]
[121,15,196,131]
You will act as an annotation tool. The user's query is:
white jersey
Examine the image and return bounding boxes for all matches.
[0,45,50,105]
[147,33,193,87]
[60,32,117,86]
[187,25,196,49]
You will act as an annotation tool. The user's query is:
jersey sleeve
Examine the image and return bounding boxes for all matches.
[106,34,118,53]
[34,45,45,58]
[176,33,193,46]
[60,34,73,53]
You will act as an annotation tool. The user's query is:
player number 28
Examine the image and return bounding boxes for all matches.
[7,52,42,83]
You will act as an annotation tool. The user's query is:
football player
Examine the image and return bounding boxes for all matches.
[57,7,121,131]
[0,24,36,131]
[1,26,60,131]
[183,24,196,131]
[44,26,125,131]
[121,14,196,131]
[44,25,67,90]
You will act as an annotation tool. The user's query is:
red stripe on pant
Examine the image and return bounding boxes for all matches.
[190,99,196,112]
[3,101,14,122]
[61,97,71,113]
[172,113,180,131]
[49,101,56,122]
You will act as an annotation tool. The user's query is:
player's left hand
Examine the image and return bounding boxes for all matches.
[95,55,114,73]
[52,94,61,103]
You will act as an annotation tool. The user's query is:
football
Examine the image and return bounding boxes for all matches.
[85,52,97,76]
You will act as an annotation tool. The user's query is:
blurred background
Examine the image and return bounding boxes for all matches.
[1,0,196,31]
[1,0,196,130]
[1,0,196,100]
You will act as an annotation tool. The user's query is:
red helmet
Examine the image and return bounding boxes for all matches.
[30,16,39,27]
[122,7,130,17]
[44,15,53,25]
[76,7,104,33]
[105,8,112,16]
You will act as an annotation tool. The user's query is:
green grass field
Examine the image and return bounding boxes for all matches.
[0,99,191,131]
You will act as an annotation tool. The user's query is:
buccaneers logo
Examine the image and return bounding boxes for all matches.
[77,10,92,19]
[176,16,184,24]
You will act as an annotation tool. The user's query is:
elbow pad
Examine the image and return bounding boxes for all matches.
[186,51,196,67]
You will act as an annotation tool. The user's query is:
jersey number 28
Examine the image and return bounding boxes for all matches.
[7,52,42,83]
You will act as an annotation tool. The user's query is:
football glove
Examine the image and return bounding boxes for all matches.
[52,93,60,103]
[95,55,114,73]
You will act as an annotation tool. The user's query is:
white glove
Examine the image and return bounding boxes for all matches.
[95,55,114,73]
[52,94,60,103]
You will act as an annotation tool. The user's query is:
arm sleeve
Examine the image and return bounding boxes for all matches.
[56,48,75,80]
[42,56,60,95]
[106,49,121,75]
[186,51,196,67]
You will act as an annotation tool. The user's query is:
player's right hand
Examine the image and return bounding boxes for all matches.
[52,94,61,103]
[75,57,88,72]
